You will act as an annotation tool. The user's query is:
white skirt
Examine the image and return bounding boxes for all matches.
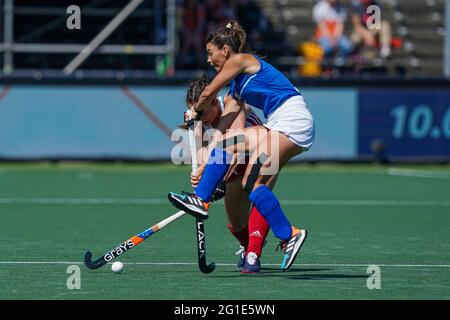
[263,95,315,151]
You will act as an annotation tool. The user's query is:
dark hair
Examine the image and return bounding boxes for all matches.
[206,21,251,53]
[186,73,209,107]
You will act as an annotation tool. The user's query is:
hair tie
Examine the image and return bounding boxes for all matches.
[226,22,232,29]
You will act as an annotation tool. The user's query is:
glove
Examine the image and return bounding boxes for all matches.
[211,179,226,202]
[178,111,189,129]
[187,108,203,122]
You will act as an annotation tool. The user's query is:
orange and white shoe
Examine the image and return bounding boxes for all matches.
[279,227,308,271]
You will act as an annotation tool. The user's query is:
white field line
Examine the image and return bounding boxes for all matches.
[1,198,450,207]
[0,261,449,268]
[0,198,166,205]
[387,168,450,179]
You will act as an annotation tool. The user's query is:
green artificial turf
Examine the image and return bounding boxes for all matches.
[0,163,449,300]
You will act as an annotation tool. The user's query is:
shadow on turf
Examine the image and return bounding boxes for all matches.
[261,267,333,273]
[209,267,368,280]
[278,273,368,281]
[264,267,368,281]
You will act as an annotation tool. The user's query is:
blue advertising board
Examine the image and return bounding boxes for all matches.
[0,85,358,161]
[359,89,450,159]
[1,85,449,161]
[300,88,358,160]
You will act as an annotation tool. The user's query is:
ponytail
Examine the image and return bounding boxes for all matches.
[206,20,252,54]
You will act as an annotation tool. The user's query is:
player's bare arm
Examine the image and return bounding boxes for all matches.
[216,95,246,133]
[194,54,259,115]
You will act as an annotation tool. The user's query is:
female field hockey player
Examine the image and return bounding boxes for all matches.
[184,74,270,273]
[169,21,315,271]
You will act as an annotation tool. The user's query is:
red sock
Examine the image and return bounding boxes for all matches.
[247,206,270,257]
[227,223,249,249]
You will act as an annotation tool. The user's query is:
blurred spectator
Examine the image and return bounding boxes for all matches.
[351,0,392,58]
[313,0,353,61]
[177,0,272,69]
[205,0,236,36]
[297,41,325,77]
[180,0,207,68]
[233,0,271,43]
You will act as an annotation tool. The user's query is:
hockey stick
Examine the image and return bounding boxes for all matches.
[188,119,216,274]
[84,210,186,269]
[84,120,215,272]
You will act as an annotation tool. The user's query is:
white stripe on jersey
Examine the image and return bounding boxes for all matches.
[245,111,263,127]
[217,95,225,112]
[238,74,258,99]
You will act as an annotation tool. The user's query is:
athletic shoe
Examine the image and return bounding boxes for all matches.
[380,46,391,58]
[241,252,261,274]
[235,245,246,269]
[279,227,308,271]
[235,237,267,269]
[168,191,209,220]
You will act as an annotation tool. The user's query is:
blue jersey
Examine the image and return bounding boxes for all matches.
[229,55,301,118]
